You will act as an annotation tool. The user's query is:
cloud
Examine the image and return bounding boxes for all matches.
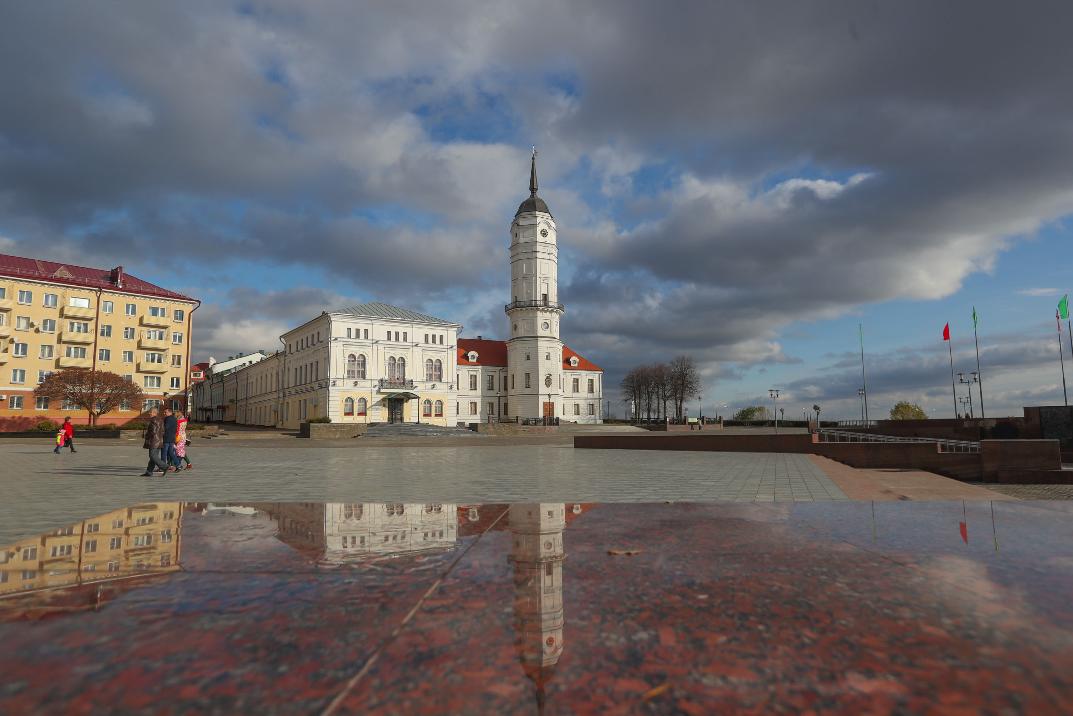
[1017,288,1065,297]
[3,1,1073,399]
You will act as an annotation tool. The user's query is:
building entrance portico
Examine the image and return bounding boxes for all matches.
[387,398,405,424]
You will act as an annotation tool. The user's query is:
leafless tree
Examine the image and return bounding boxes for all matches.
[35,368,145,426]
[669,355,701,420]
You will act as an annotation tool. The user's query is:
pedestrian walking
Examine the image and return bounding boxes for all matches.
[173,410,193,471]
[162,407,178,473]
[53,417,76,454]
[141,407,173,477]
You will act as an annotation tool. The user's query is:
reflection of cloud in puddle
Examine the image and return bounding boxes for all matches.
[917,555,1033,627]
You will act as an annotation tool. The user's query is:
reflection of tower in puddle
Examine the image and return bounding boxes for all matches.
[508,503,566,710]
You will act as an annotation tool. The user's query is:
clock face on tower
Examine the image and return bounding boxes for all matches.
[544,374,552,388]
[542,321,550,330]
[540,228,549,238]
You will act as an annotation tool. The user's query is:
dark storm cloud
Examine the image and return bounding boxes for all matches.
[2,0,1073,376]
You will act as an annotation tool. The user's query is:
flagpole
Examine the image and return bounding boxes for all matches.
[972,308,984,418]
[948,336,958,418]
[858,323,869,424]
[1058,310,1069,406]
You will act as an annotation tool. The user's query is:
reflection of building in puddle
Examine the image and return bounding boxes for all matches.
[256,503,458,564]
[0,503,183,599]
[509,503,566,709]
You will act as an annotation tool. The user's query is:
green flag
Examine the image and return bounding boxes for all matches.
[1060,294,1070,321]
[972,306,978,327]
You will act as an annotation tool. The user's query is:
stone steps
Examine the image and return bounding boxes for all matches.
[363,423,481,439]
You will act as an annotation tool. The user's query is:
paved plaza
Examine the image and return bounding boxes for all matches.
[0,440,848,542]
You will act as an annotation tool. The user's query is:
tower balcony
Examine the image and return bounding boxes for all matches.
[504,299,565,314]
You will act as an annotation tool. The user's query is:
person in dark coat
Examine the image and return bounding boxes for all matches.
[162,407,178,473]
[141,407,172,477]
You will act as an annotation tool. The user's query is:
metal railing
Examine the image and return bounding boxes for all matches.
[377,378,415,390]
[836,420,879,428]
[816,429,980,453]
[504,299,565,312]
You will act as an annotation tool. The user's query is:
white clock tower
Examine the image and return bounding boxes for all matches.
[506,149,564,421]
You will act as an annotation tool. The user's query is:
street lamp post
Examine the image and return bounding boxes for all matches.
[769,389,781,434]
[698,393,702,425]
[496,391,501,423]
[958,395,971,419]
[957,372,978,419]
[857,388,866,422]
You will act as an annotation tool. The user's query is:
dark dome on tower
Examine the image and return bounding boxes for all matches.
[515,149,552,217]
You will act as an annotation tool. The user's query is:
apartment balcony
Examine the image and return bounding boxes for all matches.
[0,298,12,311]
[0,351,8,365]
[138,360,168,373]
[63,305,96,320]
[138,336,169,350]
[58,355,91,368]
[140,314,171,328]
[60,330,95,344]
[0,323,10,338]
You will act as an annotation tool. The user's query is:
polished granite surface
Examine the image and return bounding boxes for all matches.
[2,500,1072,714]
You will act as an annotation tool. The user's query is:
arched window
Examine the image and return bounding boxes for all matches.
[355,354,366,379]
[343,397,354,416]
[356,397,367,416]
[347,354,358,379]
[387,356,396,380]
[434,359,443,381]
[425,359,434,381]
[397,357,406,379]
[434,400,443,416]
[343,504,363,520]
[386,504,405,516]
[423,399,432,417]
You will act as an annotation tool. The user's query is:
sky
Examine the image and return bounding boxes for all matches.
[2,1,1073,420]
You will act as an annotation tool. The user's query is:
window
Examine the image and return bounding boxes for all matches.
[356,397,367,416]
[37,370,50,383]
[525,373,531,389]
[572,378,579,392]
[143,399,161,410]
[160,528,173,543]
[16,316,29,330]
[8,396,23,409]
[423,399,432,417]
[469,374,477,390]
[35,396,49,410]
[395,331,400,342]
[343,397,354,416]
[588,378,595,393]
[65,346,87,359]
[145,352,164,364]
[488,401,495,415]
[150,306,166,317]
[397,357,405,379]
[22,546,37,560]
[487,374,494,390]
[363,329,369,339]
[387,356,396,380]
[98,349,111,362]
[425,359,434,381]
[434,359,443,381]
[588,403,595,415]
[347,354,366,379]
[122,351,134,363]
[0,287,5,299]
[39,344,53,359]
[21,570,36,581]
[469,401,478,415]
[40,318,56,333]
[102,300,113,314]
[434,400,443,417]
[424,333,429,343]
[146,329,165,340]
[17,289,32,304]
[144,376,161,388]
[109,536,122,549]
[11,368,25,383]
[112,519,124,529]
[69,296,90,308]
[133,535,152,547]
[171,354,182,367]
[170,377,181,389]
[511,374,515,389]
[123,327,135,339]
[86,522,100,533]
[386,504,405,516]
[13,342,27,357]
[68,321,90,333]
[574,403,581,416]
[100,324,112,337]
[61,398,78,410]
[125,303,137,316]
[174,309,185,322]
[50,544,72,558]
[503,401,508,415]
[172,332,183,344]
[84,539,97,554]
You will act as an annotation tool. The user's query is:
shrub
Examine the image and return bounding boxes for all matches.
[307,417,332,424]
[121,421,148,431]
[36,420,59,432]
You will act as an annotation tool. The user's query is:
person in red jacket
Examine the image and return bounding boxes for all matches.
[53,417,76,454]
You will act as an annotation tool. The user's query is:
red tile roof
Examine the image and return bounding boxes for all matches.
[457,338,601,371]
[0,252,195,301]
[458,338,508,366]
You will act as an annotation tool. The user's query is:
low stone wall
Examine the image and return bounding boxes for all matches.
[299,423,368,439]
[980,440,1062,482]
[0,430,121,439]
[474,423,557,435]
[574,433,813,452]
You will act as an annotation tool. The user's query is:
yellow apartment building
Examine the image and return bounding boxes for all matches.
[0,502,183,597]
[0,253,198,427]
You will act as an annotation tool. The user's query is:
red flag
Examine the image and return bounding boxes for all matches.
[959,521,968,544]
[942,323,950,341]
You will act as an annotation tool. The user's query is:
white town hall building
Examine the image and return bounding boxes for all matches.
[193,152,603,427]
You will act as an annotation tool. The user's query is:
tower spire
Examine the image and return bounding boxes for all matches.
[530,146,539,196]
